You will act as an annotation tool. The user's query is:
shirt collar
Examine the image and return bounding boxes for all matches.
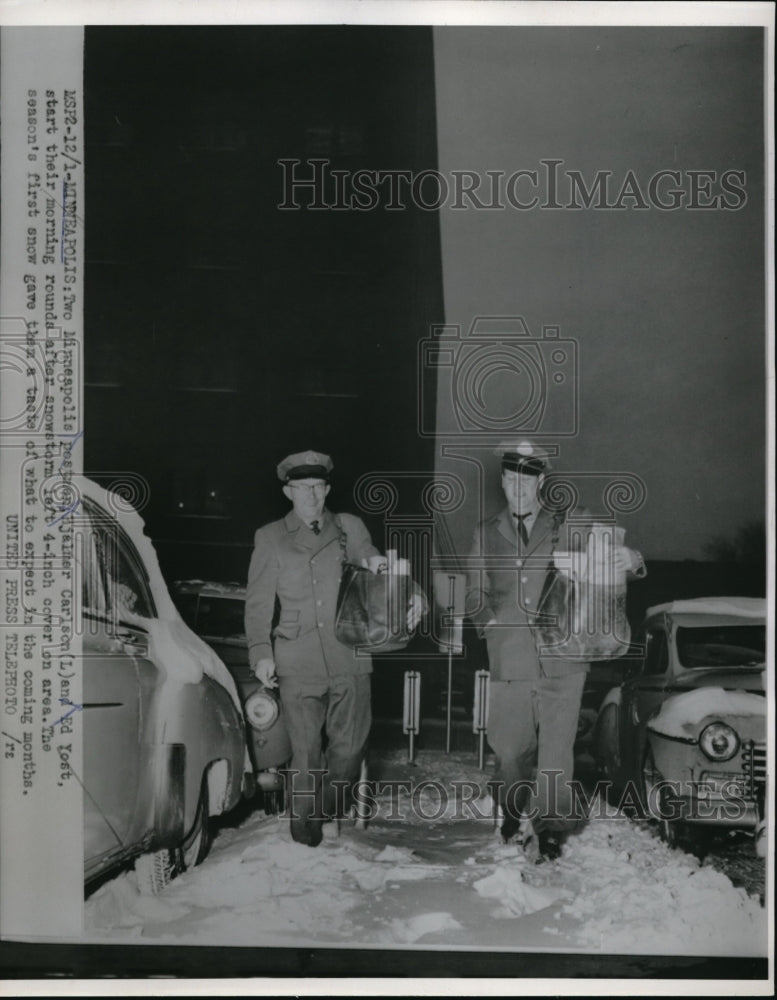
[284,508,329,533]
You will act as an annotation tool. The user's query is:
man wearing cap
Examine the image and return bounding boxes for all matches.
[245,450,424,847]
[466,441,645,861]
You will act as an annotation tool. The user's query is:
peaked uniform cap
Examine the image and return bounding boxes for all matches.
[495,440,552,476]
[277,450,334,482]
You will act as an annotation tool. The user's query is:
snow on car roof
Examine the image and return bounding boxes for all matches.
[646,597,766,620]
[174,580,247,599]
[78,478,242,710]
[647,687,766,739]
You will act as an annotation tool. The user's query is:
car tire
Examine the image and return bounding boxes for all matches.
[643,750,688,849]
[182,779,212,870]
[134,846,183,896]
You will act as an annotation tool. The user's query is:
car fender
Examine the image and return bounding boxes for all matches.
[150,742,186,849]
[645,689,766,829]
[156,675,246,833]
[646,687,766,741]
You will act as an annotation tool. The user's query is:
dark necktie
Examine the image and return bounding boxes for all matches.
[513,513,530,547]
[311,520,320,535]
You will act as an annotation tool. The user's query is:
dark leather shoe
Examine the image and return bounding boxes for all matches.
[537,830,563,862]
[290,817,323,848]
[500,816,521,844]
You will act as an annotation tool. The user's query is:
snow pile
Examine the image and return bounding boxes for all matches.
[474,865,568,917]
[85,749,766,955]
[84,870,191,934]
[85,810,454,946]
[382,912,463,944]
[559,814,765,955]
[647,687,765,738]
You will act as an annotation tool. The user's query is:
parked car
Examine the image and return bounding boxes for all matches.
[78,480,253,895]
[171,580,291,811]
[593,597,766,852]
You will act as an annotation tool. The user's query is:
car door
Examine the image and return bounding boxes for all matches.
[619,625,670,779]
[82,498,160,870]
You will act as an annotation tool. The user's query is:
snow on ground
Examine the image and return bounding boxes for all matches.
[84,749,767,955]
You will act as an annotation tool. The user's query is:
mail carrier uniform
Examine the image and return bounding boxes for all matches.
[467,440,646,858]
[245,452,380,845]
[467,499,597,840]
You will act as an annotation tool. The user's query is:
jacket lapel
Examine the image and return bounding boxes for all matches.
[284,509,318,552]
[313,509,338,554]
[496,506,556,556]
[496,507,517,547]
[524,508,555,558]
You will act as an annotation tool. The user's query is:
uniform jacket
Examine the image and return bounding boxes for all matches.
[245,508,380,679]
[466,504,600,681]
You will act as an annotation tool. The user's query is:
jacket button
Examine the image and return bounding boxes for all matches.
[317,600,322,607]
[521,576,528,584]
[317,622,323,628]
[525,597,532,605]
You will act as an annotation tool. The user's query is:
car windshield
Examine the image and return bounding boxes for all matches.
[676,624,766,669]
[174,592,246,640]
[195,596,247,640]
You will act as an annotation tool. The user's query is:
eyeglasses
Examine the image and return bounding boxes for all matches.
[287,482,328,495]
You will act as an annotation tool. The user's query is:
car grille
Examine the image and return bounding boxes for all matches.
[741,740,767,794]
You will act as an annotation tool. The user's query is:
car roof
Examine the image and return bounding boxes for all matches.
[174,580,247,599]
[645,596,766,627]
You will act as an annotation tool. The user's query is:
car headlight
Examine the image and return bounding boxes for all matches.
[244,689,280,731]
[699,722,740,762]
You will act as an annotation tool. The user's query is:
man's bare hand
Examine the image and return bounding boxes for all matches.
[254,657,278,688]
[613,546,640,575]
[406,593,425,631]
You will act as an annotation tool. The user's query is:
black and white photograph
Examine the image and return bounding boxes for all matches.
[0,0,773,993]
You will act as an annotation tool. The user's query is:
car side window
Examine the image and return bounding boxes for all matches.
[80,505,107,616]
[644,629,669,676]
[110,530,155,622]
[86,501,156,622]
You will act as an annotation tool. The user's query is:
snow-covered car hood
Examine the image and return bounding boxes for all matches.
[647,687,766,740]
[673,667,765,694]
[647,597,766,620]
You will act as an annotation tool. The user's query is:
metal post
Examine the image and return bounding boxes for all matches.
[473,669,490,771]
[444,573,462,754]
[403,669,421,764]
[445,648,453,753]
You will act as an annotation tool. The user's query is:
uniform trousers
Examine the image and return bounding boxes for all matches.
[278,673,371,841]
[487,673,587,834]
